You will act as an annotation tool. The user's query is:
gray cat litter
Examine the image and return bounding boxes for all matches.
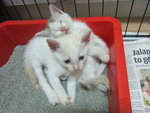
[0,46,108,113]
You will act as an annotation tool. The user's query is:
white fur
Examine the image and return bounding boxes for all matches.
[35,4,73,38]
[66,56,108,104]
[25,4,110,105]
[61,14,110,104]
[24,31,90,105]
[24,37,68,105]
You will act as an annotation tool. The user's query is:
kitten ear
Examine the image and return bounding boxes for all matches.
[49,4,63,16]
[46,39,60,51]
[82,31,91,44]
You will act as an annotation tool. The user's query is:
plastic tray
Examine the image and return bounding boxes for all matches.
[0,17,132,113]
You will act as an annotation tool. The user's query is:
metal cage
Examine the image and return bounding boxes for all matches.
[0,0,150,38]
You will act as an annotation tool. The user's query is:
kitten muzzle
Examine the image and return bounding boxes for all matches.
[73,65,80,72]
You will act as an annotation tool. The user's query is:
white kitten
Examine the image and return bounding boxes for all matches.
[27,4,74,88]
[36,4,109,64]
[64,20,110,103]
[36,4,109,78]
[25,4,110,104]
[35,4,73,38]
[24,32,91,105]
[66,55,109,104]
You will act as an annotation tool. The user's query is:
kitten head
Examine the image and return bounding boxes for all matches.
[47,31,91,72]
[46,4,73,37]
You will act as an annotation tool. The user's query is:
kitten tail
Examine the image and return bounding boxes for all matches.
[24,62,40,89]
[79,75,109,93]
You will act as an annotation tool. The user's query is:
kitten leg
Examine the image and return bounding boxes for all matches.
[31,63,60,105]
[24,62,39,89]
[67,76,77,104]
[96,63,107,75]
[81,56,98,79]
[79,58,97,90]
[79,57,108,91]
[89,46,110,63]
[46,72,71,106]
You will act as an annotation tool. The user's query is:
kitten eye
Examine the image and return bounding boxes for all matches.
[64,59,71,64]
[79,56,84,60]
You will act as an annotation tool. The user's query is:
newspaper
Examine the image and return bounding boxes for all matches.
[124,39,150,113]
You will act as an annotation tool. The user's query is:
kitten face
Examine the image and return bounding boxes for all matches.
[60,43,89,72]
[47,5,73,37]
[47,32,91,72]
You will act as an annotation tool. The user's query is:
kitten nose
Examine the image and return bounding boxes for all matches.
[73,65,80,71]
[60,26,69,32]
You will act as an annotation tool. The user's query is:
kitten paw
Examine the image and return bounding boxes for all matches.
[47,94,60,105]
[100,54,110,63]
[98,76,110,94]
[59,96,71,106]
[89,46,110,63]
[70,97,75,105]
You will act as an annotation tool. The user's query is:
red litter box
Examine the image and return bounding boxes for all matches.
[0,17,132,113]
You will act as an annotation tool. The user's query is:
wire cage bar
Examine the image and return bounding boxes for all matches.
[0,0,150,38]
[136,0,150,37]
[73,0,78,17]
[115,0,119,18]
[34,0,44,19]
[102,0,104,16]
[124,0,135,37]
[22,0,33,20]
[60,0,64,11]
[10,0,23,20]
